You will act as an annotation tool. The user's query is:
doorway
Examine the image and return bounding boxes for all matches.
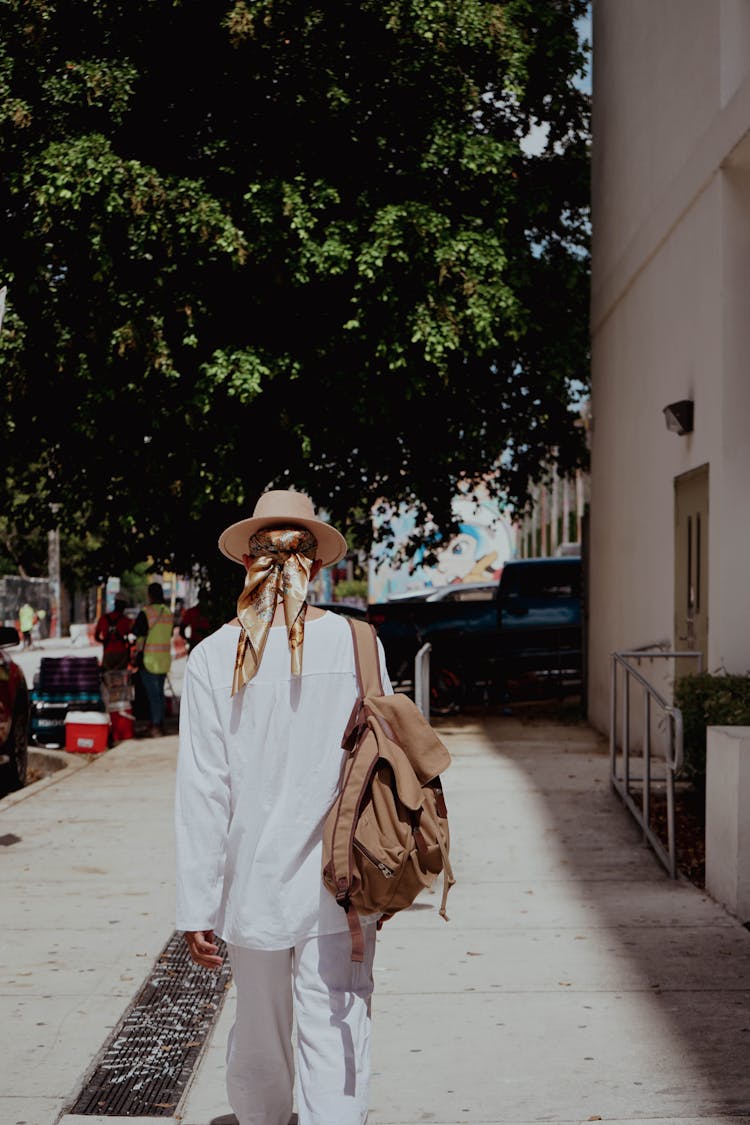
[674,465,709,674]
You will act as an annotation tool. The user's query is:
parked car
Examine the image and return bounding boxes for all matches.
[368,558,583,711]
[495,557,583,699]
[312,602,368,621]
[0,625,30,796]
[369,583,500,680]
[386,581,499,604]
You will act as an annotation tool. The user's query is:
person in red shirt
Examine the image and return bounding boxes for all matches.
[94,597,132,671]
[179,599,211,655]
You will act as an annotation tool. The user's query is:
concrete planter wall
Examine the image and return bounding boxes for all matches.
[705,725,750,922]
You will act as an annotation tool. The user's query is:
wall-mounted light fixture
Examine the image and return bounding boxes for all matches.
[663,399,694,435]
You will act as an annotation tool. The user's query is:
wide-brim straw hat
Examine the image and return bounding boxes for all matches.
[218,489,348,568]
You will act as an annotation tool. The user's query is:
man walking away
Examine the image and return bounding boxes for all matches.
[132,583,173,737]
[94,596,132,671]
[174,489,393,1125]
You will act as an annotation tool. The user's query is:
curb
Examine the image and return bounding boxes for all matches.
[1,745,98,810]
[29,746,75,773]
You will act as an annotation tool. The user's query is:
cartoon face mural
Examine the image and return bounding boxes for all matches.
[369,486,515,602]
[428,524,501,585]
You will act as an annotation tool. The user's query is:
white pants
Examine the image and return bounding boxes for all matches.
[226,924,377,1125]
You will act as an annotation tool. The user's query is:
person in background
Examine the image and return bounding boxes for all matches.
[18,601,36,649]
[94,596,132,671]
[132,583,174,737]
[179,597,212,656]
[172,597,185,634]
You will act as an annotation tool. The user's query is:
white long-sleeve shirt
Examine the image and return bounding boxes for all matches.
[174,610,393,950]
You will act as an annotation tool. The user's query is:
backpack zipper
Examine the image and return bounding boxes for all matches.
[354,838,395,878]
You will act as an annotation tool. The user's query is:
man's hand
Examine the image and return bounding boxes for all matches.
[184,929,223,970]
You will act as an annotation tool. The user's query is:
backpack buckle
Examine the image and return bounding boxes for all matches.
[336,877,351,912]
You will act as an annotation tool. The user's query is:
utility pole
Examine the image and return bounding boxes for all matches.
[48,502,61,639]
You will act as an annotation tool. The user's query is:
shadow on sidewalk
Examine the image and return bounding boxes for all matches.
[472,700,750,1119]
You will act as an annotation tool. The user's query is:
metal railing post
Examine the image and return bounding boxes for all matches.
[623,670,631,795]
[414,642,432,720]
[609,648,702,880]
[666,714,677,878]
[609,654,618,783]
[672,707,685,774]
[642,692,651,842]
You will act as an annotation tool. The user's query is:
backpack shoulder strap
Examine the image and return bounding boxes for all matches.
[347,617,384,698]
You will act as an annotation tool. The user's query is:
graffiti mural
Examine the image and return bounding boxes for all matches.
[368,485,516,602]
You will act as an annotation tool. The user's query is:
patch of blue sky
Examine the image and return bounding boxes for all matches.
[521,3,591,156]
[575,5,593,95]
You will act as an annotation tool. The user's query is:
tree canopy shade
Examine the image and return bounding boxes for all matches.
[0,0,591,597]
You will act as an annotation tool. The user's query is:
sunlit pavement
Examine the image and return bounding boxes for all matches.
[1,672,749,1123]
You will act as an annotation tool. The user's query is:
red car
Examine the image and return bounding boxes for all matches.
[0,626,29,796]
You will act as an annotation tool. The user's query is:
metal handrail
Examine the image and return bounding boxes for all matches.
[610,649,703,878]
[414,642,432,719]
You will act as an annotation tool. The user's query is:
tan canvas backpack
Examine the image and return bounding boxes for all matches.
[322,618,455,961]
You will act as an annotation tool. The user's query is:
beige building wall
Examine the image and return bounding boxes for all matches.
[589,0,750,733]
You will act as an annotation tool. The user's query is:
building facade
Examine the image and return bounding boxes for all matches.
[588,0,750,731]
[514,466,590,560]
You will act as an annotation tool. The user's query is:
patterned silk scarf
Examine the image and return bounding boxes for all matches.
[232,527,318,695]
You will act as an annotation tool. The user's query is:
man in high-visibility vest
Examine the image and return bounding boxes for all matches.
[132,582,174,737]
[18,601,36,649]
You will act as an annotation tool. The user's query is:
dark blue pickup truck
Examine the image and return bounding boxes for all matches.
[367,557,583,711]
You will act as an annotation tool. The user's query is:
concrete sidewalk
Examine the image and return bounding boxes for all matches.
[1,701,750,1125]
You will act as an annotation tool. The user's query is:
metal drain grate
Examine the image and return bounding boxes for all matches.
[68,930,233,1117]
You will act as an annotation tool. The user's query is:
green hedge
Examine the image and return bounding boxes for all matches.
[675,672,750,792]
[333,579,368,601]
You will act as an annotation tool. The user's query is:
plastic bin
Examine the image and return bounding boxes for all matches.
[65,711,110,754]
[109,709,135,742]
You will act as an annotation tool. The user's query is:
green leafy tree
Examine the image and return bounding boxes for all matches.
[0,0,590,607]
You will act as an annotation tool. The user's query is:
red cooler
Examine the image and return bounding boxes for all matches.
[65,711,110,754]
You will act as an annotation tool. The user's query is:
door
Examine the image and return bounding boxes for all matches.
[674,465,709,674]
